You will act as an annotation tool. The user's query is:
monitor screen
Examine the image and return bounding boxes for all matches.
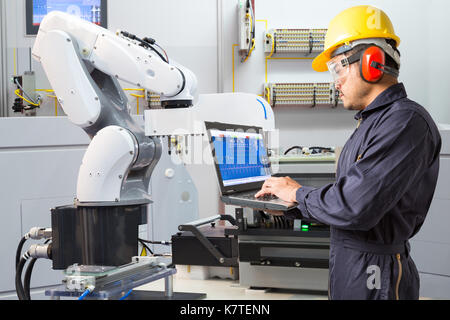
[26,0,107,35]
[210,129,271,187]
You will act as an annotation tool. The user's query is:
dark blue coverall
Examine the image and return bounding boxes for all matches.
[286,83,441,300]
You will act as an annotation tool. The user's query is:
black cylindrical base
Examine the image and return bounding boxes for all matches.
[51,204,147,270]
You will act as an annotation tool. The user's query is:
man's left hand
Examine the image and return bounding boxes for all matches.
[255,176,302,203]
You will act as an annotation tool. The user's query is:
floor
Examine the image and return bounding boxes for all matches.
[135,275,329,300]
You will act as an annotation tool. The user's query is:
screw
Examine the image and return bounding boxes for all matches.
[119,175,123,179]
[219,258,224,264]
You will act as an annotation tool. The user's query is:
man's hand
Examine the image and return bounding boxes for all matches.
[255,176,302,203]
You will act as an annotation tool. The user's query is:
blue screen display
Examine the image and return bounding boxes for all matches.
[211,130,271,187]
[33,0,102,25]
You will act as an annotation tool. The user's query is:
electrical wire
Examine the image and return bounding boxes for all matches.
[23,258,37,300]
[119,289,133,300]
[266,33,275,58]
[243,39,255,63]
[15,236,27,270]
[14,89,41,107]
[154,43,169,63]
[78,290,90,300]
[265,86,271,105]
[138,239,154,255]
[78,288,94,300]
[138,238,171,245]
[15,254,30,300]
[120,31,169,63]
[14,78,41,106]
[284,146,304,155]
[23,240,51,300]
[242,1,256,63]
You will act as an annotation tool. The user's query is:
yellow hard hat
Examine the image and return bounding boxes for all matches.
[312,5,400,72]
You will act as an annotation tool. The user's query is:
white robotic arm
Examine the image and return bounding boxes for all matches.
[32,11,197,204]
[32,11,197,127]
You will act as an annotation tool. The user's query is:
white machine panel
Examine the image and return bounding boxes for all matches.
[90,33,183,96]
[32,11,99,60]
[144,93,275,136]
[77,126,137,202]
[34,30,101,127]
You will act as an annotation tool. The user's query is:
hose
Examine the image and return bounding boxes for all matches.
[119,290,133,300]
[78,285,95,300]
[23,258,37,300]
[15,254,29,300]
[23,240,51,300]
[15,236,27,270]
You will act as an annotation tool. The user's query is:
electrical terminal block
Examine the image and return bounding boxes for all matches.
[264,82,342,108]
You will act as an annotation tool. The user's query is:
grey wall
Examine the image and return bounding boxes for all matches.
[3,0,220,117]
[221,0,450,150]
[0,117,90,294]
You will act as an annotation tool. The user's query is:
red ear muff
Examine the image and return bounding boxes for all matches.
[360,46,385,83]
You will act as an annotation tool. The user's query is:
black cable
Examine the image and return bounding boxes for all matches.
[274,216,280,229]
[138,238,171,245]
[284,146,303,155]
[15,256,28,300]
[23,240,51,300]
[154,43,169,63]
[281,216,287,229]
[23,258,37,300]
[121,31,169,63]
[15,236,27,270]
[138,239,154,255]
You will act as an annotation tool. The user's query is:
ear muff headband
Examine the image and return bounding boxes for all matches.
[345,45,400,83]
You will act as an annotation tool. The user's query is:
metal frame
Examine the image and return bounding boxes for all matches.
[177,214,238,266]
[0,0,8,117]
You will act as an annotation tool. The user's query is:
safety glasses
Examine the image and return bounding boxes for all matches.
[326,52,360,84]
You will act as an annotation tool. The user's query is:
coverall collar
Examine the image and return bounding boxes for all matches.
[354,83,407,120]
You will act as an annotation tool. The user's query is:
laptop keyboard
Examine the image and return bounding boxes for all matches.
[239,192,278,201]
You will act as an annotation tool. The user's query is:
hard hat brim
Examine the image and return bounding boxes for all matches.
[312,48,334,72]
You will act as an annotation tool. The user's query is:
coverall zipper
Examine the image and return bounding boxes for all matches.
[395,253,403,300]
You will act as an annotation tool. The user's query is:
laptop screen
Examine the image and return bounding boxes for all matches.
[209,129,271,188]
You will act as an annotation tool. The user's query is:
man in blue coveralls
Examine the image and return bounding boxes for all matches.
[255,5,441,300]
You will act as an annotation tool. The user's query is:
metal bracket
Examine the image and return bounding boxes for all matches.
[178,214,237,266]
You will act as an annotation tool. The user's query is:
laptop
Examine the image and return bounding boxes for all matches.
[205,121,297,211]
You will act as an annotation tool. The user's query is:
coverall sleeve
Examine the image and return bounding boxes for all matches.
[293,110,435,231]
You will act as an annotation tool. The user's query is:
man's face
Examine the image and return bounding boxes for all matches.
[327,53,370,110]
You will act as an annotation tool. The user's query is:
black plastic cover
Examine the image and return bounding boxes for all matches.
[51,204,146,270]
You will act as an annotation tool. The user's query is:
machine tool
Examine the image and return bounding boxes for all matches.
[15,11,275,300]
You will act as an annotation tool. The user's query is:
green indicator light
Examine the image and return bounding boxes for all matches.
[301,225,309,229]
